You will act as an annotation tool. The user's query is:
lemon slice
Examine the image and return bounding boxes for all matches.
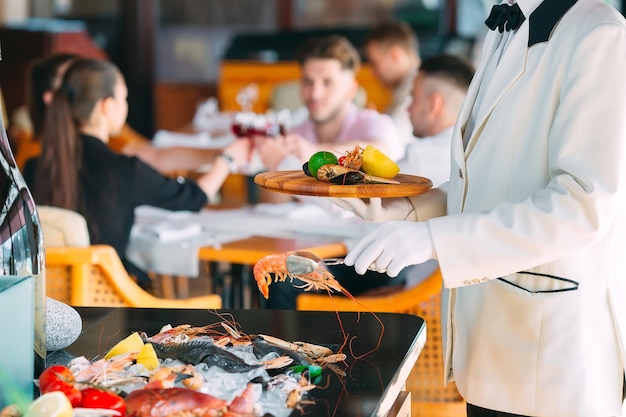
[104,332,144,359]
[25,392,73,417]
[136,342,159,370]
[360,145,400,178]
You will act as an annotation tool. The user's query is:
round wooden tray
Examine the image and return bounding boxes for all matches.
[254,170,432,198]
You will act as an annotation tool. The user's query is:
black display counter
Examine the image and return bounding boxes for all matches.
[57,307,425,417]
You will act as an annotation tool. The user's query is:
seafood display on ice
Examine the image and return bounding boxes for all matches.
[26,315,345,417]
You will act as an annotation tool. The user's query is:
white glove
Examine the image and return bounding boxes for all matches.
[327,197,416,222]
[344,221,435,277]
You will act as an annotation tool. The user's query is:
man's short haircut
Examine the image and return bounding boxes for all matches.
[366,21,420,57]
[295,35,361,72]
[419,54,475,91]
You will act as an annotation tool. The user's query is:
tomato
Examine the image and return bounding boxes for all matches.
[338,156,347,167]
[38,365,74,392]
[81,388,126,417]
[44,379,83,407]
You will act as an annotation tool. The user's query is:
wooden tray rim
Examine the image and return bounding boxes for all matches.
[254,170,433,198]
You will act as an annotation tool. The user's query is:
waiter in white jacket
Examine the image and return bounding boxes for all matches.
[333,0,626,415]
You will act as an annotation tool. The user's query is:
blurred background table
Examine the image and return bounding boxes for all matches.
[198,235,346,309]
[126,203,374,306]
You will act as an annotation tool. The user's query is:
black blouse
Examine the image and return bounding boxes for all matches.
[24,134,208,280]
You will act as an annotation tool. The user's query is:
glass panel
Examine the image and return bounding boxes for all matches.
[0,89,45,407]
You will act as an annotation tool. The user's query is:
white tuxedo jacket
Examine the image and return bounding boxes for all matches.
[411,0,626,415]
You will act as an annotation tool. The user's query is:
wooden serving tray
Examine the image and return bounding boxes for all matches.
[254,170,432,198]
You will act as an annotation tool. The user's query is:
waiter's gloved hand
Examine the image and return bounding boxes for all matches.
[345,221,435,277]
[328,197,416,222]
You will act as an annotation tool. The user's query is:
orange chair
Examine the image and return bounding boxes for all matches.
[46,245,222,309]
[296,268,466,417]
[14,137,41,170]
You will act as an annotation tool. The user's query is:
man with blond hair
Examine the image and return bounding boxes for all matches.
[256,35,403,172]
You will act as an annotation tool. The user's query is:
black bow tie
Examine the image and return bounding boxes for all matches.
[485,3,526,32]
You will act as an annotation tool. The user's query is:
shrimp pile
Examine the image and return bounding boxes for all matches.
[253,251,384,360]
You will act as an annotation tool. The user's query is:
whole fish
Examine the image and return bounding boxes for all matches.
[151,339,262,373]
[251,337,310,367]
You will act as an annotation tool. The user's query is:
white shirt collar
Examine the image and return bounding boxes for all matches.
[515,0,543,22]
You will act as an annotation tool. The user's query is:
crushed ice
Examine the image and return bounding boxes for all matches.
[69,339,309,417]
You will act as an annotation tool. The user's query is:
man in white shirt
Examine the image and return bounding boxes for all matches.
[398,54,475,188]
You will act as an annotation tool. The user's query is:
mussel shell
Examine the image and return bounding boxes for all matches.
[302,162,313,177]
[329,171,364,185]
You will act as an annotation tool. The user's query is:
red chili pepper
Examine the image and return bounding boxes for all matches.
[81,388,126,416]
[338,156,347,167]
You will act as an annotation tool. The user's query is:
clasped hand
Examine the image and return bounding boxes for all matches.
[344,221,435,277]
[328,197,416,222]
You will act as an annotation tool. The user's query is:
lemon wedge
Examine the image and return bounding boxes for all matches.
[104,332,144,359]
[136,342,159,370]
[360,145,400,178]
[25,392,73,417]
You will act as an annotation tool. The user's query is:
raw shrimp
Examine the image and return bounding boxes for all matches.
[252,251,384,360]
[253,252,344,299]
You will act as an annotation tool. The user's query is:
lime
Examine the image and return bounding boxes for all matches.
[307,151,338,177]
[104,332,144,359]
[360,145,400,178]
[25,392,73,417]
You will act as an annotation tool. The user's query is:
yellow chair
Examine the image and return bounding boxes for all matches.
[296,268,466,417]
[46,245,222,309]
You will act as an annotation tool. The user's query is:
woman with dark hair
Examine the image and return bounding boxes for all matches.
[9,53,75,156]
[17,53,228,174]
[27,53,77,137]
[23,57,250,287]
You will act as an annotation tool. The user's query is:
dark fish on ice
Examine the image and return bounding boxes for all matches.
[151,339,262,373]
[251,337,310,367]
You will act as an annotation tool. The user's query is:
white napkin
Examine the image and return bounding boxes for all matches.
[152,130,213,148]
[193,109,234,132]
[143,222,202,242]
